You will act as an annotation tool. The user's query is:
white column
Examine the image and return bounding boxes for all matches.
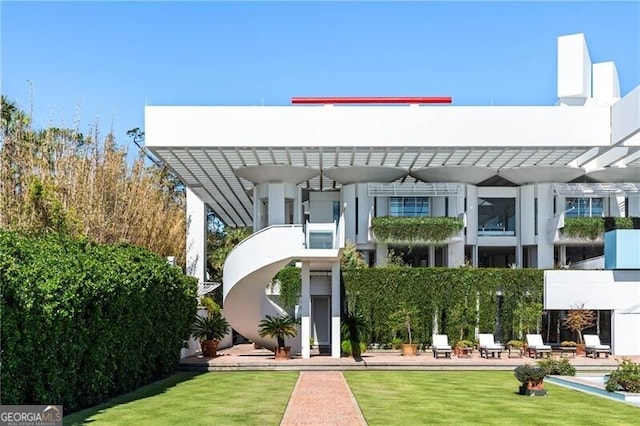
[536,184,555,269]
[356,184,370,244]
[268,183,285,225]
[253,187,261,232]
[428,246,436,267]
[186,188,207,284]
[300,262,311,359]
[331,261,341,359]
[342,184,357,243]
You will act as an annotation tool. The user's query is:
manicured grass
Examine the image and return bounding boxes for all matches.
[344,371,639,425]
[64,371,298,426]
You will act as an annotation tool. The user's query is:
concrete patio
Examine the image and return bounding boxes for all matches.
[179,343,638,373]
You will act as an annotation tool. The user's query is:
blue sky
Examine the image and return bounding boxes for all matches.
[2,1,639,153]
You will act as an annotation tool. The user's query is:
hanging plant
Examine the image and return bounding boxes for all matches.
[372,216,464,244]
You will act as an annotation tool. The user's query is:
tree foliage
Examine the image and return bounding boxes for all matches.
[0,97,186,263]
[562,303,596,344]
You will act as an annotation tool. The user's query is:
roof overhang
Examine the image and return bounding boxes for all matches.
[552,182,640,197]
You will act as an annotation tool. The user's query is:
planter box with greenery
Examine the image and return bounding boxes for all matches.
[372,216,464,244]
[561,216,638,240]
[388,303,419,356]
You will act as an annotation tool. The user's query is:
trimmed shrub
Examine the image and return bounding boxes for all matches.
[341,340,367,356]
[537,358,576,376]
[606,359,640,393]
[0,231,197,413]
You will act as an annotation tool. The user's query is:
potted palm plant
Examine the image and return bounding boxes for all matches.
[341,310,369,359]
[258,314,299,360]
[192,311,230,358]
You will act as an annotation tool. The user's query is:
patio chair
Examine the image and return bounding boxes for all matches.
[525,334,552,358]
[583,334,611,358]
[478,333,503,358]
[431,334,452,359]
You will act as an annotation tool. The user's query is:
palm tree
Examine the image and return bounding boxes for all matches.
[258,314,298,348]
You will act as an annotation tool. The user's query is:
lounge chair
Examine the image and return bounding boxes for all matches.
[525,334,552,358]
[431,334,452,359]
[478,333,503,358]
[583,334,611,358]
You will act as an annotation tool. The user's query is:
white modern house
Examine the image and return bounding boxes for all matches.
[145,33,640,358]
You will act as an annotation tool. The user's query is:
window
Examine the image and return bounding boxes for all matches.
[309,232,333,249]
[332,201,340,223]
[389,197,429,217]
[478,198,516,236]
[565,198,603,218]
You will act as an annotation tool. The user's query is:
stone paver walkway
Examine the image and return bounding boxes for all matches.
[280,371,367,426]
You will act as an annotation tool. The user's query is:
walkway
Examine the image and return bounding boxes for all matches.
[280,371,367,426]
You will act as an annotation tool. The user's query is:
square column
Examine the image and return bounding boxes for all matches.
[300,262,311,359]
[331,261,341,359]
[186,188,207,284]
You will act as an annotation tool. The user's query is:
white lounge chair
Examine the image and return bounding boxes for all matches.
[478,333,502,358]
[432,334,452,359]
[583,334,611,358]
[526,334,552,358]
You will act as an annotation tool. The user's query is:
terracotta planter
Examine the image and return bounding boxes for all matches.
[274,346,292,360]
[402,343,418,356]
[576,344,586,356]
[519,381,547,396]
[201,340,219,358]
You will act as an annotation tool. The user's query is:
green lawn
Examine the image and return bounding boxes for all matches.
[64,371,298,426]
[344,371,639,425]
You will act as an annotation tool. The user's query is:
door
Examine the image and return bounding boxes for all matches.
[312,296,331,345]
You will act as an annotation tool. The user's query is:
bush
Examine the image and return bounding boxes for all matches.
[606,359,640,393]
[341,340,367,356]
[537,358,576,376]
[0,231,197,413]
[514,364,547,386]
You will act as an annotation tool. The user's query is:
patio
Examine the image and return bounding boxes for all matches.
[179,343,639,373]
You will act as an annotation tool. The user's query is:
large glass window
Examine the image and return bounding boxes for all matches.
[565,197,603,217]
[389,197,429,217]
[309,232,333,249]
[478,198,516,236]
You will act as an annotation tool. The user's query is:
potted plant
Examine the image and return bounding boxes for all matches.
[454,339,474,357]
[258,314,298,360]
[507,339,525,357]
[388,303,419,356]
[192,311,230,358]
[514,364,548,396]
[562,304,596,355]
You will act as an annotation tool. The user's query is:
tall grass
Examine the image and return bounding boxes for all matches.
[0,96,185,263]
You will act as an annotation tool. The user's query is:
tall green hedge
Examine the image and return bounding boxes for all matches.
[343,267,543,345]
[0,231,197,413]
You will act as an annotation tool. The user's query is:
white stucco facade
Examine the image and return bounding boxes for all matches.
[146,33,640,357]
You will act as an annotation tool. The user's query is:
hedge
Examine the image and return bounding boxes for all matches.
[0,231,197,413]
[371,216,464,243]
[343,267,543,345]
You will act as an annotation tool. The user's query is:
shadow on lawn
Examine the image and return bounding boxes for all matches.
[63,372,205,425]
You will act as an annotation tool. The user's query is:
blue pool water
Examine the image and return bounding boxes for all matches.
[546,375,640,407]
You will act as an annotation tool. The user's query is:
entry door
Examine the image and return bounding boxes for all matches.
[312,296,331,345]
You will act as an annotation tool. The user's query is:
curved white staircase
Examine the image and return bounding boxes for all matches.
[222,224,342,354]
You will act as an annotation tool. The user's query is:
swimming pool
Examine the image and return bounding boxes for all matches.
[546,375,640,407]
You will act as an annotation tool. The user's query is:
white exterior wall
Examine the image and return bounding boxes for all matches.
[309,191,340,223]
[591,61,620,104]
[146,106,611,150]
[612,86,640,145]
[545,270,640,355]
[557,33,592,103]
